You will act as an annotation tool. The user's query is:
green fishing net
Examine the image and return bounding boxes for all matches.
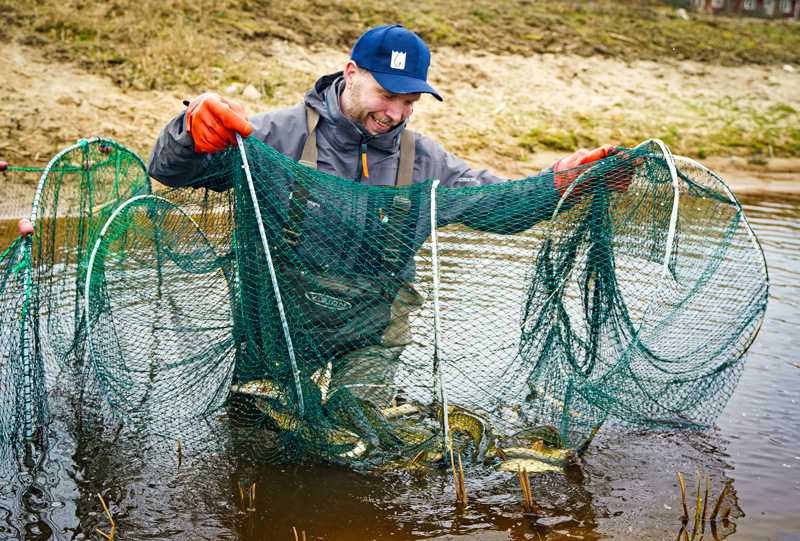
[0,138,150,470]
[1,137,768,473]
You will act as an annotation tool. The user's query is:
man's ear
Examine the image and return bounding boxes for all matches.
[343,60,359,89]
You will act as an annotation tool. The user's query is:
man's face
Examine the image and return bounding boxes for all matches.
[343,67,421,136]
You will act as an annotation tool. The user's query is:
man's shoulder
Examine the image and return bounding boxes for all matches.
[408,128,448,159]
[251,102,307,126]
[249,103,309,138]
[248,102,311,159]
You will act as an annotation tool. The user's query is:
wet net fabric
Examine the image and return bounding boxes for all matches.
[0,139,150,471]
[1,137,768,472]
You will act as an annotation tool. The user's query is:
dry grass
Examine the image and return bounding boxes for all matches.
[4,0,799,93]
[95,493,116,540]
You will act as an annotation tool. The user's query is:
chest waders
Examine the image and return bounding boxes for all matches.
[279,106,420,370]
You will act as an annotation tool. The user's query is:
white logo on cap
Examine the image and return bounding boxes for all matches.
[390,51,406,70]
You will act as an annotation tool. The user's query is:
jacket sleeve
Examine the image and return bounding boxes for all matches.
[452,172,562,234]
[146,111,212,187]
[414,133,561,234]
[146,104,309,190]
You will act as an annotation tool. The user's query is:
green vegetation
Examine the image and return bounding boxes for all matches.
[517,108,800,161]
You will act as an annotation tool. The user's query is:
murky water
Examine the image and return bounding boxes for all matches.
[1,190,798,540]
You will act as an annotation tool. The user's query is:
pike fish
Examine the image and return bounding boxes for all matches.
[381,402,425,420]
[230,379,286,402]
[510,424,565,448]
[500,443,578,467]
[445,407,497,460]
[498,424,601,469]
[252,397,368,458]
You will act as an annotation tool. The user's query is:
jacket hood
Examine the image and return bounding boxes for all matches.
[304,72,409,154]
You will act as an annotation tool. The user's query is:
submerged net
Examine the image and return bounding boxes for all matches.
[1,137,768,472]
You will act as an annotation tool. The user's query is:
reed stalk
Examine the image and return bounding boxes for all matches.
[449,449,466,505]
[95,493,115,540]
[710,478,734,521]
[517,465,535,515]
[701,473,709,533]
[677,472,689,522]
[693,470,702,534]
[457,453,466,505]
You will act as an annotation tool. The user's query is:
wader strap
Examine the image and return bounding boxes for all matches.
[396,129,415,187]
[381,129,415,279]
[298,107,320,170]
[283,106,321,245]
[284,106,417,261]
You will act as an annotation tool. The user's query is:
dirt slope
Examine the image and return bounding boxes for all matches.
[1,41,799,194]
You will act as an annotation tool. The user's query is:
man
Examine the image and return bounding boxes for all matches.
[147,24,625,408]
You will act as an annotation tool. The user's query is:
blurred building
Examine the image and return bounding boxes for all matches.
[688,0,799,17]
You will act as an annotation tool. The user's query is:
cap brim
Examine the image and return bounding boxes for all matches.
[371,71,443,102]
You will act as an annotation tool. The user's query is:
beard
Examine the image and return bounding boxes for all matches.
[346,74,400,135]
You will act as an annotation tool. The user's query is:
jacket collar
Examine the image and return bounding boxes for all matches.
[304,72,409,154]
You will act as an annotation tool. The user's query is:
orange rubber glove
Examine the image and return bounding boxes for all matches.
[553,144,632,202]
[185,93,253,154]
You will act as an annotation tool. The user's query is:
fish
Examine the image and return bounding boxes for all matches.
[496,458,563,474]
[573,423,601,458]
[325,395,382,449]
[510,425,565,448]
[399,405,499,465]
[252,397,368,458]
[340,440,368,459]
[445,407,497,460]
[230,379,286,402]
[525,383,602,423]
[309,361,333,404]
[405,449,438,475]
[500,444,578,467]
[408,448,439,472]
[394,426,436,447]
[252,397,299,431]
[499,423,602,467]
[381,402,425,420]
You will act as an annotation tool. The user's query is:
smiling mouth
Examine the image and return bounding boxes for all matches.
[370,115,395,131]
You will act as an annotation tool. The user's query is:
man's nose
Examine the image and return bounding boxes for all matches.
[385,99,405,122]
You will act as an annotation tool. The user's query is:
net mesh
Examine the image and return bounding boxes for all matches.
[1,137,769,472]
[0,139,150,470]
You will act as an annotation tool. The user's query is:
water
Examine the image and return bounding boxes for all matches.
[1,190,799,540]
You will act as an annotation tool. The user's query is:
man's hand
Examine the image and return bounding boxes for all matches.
[553,144,633,202]
[185,93,253,154]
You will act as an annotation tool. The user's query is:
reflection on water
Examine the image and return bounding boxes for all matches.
[713,192,800,540]
[1,191,799,540]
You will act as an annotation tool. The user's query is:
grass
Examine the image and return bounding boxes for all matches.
[4,0,799,92]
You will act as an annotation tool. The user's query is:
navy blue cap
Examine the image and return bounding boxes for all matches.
[351,25,443,101]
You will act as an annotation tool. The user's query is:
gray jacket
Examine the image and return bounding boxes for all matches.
[147,73,561,280]
[147,72,545,188]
